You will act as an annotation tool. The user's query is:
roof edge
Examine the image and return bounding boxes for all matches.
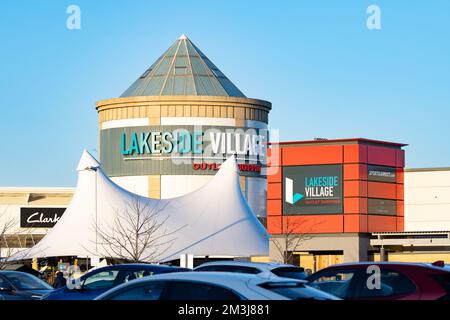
[268,138,408,148]
[96,95,272,111]
[405,167,450,172]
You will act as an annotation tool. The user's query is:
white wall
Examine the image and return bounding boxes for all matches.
[405,169,450,231]
[160,175,214,199]
[101,118,149,130]
[0,204,59,235]
[110,176,149,197]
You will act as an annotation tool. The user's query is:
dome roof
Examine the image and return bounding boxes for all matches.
[121,35,246,98]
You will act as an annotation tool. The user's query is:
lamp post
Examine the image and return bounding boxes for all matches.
[85,166,99,257]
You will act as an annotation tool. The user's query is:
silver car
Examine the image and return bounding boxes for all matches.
[194,261,308,280]
[95,271,339,300]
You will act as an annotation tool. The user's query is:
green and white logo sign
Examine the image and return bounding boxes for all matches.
[283,164,343,215]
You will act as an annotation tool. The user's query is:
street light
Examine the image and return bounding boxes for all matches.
[85,166,99,266]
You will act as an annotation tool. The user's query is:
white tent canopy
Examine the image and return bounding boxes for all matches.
[13,151,268,262]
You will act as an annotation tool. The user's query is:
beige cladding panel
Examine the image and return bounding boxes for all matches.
[0,192,73,205]
[148,175,161,199]
[99,104,269,123]
[97,96,271,125]
[161,105,168,117]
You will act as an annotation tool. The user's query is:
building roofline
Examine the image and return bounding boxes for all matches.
[372,231,450,235]
[405,167,450,173]
[0,187,75,193]
[268,138,408,148]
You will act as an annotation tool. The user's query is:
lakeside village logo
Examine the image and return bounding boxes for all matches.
[120,127,268,170]
[285,175,339,205]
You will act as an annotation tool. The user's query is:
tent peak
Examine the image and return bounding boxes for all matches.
[214,155,240,177]
[76,150,100,171]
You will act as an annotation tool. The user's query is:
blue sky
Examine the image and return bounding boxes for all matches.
[0,1,449,187]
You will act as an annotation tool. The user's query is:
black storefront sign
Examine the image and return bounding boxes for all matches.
[368,198,397,215]
[282,164,343,215]
[368,165,396,183]
[20,207,66,228]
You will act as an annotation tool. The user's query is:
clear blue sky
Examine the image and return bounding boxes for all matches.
[0,1,449,187]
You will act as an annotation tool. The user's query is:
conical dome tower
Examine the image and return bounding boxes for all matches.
[121,34,245,97]
[96,35,271,219]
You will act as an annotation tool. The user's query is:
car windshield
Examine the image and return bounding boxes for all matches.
[260,282,334,300]
[3,272,53,290]
[195,265,261,274]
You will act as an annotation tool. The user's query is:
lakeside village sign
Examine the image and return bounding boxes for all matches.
[120,127,268,172]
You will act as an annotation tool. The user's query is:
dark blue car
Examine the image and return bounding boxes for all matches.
[43,263,189,300]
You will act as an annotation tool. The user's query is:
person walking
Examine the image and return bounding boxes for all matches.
[52,271,67,289]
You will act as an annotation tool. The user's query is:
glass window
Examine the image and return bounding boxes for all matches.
[359,270,416,298]
[173,77,186,94]
[122,269,154,284]
[195,265,261,275]
[83,270,120,291]
[166,281,241,300]
[154,57,171,75]
[433,274,450,299]
[271,267,308,280]
[0,276,12,289]
[2,272,53,290]
[368,198,397,215]
[110,282,167,301]
[308,270,357,298]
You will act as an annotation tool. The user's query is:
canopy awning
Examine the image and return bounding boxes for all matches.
[13,151,268,262]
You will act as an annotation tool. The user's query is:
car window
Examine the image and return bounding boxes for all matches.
[109,282,168,300]
[122,270,154,283]
[195,265,261,275]
[83,270,120,290]
[271,267,308,280]
[0,276,12,289]
[308,270,358,298]
[1,272,53,290]
[166,281,241,300]
[359,269,416,298]
[433,274,450,299]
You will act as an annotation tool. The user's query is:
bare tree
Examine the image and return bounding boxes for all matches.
[0,209,17,269]
[0,208,39,269]
[91,195,185,263]
[270,217,322,264]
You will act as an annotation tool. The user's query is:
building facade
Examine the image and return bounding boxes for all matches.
[267,138,406,271]
[405,167,450,231]
[368,168,450,263]
[0,187,74,256]
[96,35,271,219]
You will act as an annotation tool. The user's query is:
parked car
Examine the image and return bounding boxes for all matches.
[95,271,340,300]
[305,261,450,300]
[194,261,308,280]
[43,263,190,300]
[0,270,54,300]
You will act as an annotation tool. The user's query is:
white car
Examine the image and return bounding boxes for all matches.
[194,261,308,280]
[95,272,339,300]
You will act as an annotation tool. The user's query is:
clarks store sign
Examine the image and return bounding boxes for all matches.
[20,207,66,228]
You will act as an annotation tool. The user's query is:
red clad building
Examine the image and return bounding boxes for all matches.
[266,138,406,270]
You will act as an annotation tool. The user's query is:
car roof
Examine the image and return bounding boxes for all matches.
[95,271,305,300]
[195,261,299,271]
[0,270,30,275]
[90,263,186,271]
[319,261,450,271]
